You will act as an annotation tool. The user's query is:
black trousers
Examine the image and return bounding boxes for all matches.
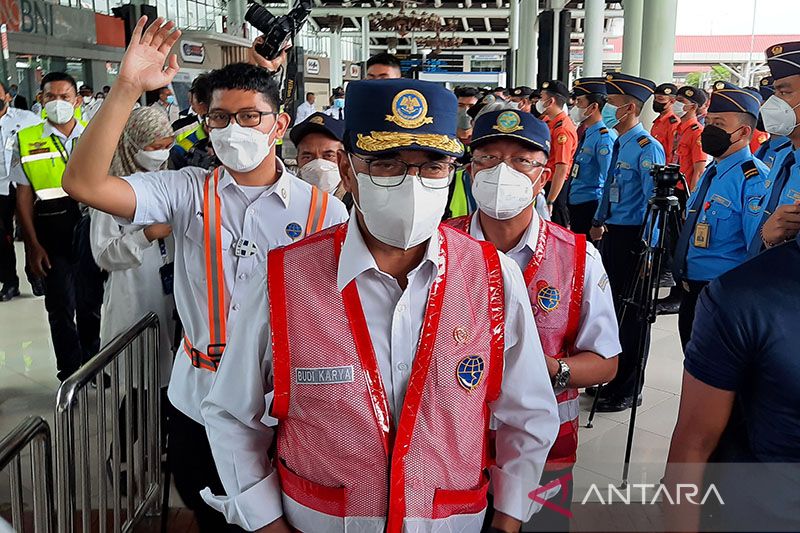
[599,224,642,306]
[73,214,104,362]
[167,404,245,533]
[678,280,710,351]
[567,200,598,243]
[545,181,570,228]
[0,189,17,287]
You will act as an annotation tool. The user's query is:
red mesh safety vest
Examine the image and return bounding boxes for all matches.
[447,215,586,470]
[267,222,506,533]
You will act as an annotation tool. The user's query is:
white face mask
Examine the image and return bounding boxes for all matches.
[472,162,537,220]
[209,122,276,173]
[134,148,171,172]
[569,105,589,125]
[349,155,447,250]
[673,100,688,118]
[299,158,341,193]
[44,100,75,125]
[760,95,800,136]
[535,98,549,115]
[82,96,93,104]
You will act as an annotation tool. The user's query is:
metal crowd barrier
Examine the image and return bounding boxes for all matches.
[0,416,55,532]
[54,313,161,533]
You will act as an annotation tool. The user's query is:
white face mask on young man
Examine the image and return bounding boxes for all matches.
[134,149,171,172]
[673,100,688,118]
[760,94,800,136]
[472,162,542,220]
[535,98,549,115]
[209,122,277,173]
[348,154,448,250]
[299,158,341,193]
[44,100,75,125]
[569,105,590,125]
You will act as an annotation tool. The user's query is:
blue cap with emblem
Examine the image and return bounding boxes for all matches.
[289,112,345,146]
[759,76,775,100]
[708,81,763,119]
[765,41,800,81]
[572,77,607,97]
[343,79,463,157]
[677,85,707,106]
[470,109,551,156]
[604,72,656,103]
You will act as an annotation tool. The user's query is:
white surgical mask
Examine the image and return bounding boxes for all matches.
[299,158,341,193]
[44,100,75,125]
[569,105,589,125]
[472,162,536,220]
[673,101,687,118]
[134,148,171,172]
[82,96,92,104]
[349,155,447,250]
[209,122,276,173]
[760,95,800,136]
[535,99,548,115]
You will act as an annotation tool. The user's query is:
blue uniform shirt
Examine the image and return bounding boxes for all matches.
[568,120,618,205]
[685,147,768,281]
[754,134,792,169]
[762,144,800,209]
[593,123,666,226]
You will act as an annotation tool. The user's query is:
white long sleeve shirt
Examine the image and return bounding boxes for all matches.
[119,163,349,422]
[200,219,560,531]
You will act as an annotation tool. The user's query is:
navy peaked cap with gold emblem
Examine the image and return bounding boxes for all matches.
[759,76,775,100]
[471,109,551,155]
[540,80,570,99]
[344,79,463,157]
[708,81,762,118]
[766,41,800,81]
[511,86,533,98]
[655,83,678,96]
[289,112,345,146]
[677,85,707,106]
[572,77,607,97]
[604,72,656,103]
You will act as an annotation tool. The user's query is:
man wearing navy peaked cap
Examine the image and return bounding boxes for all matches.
[447,107,620,532]
[202,78,559,532]
[753,76,793,169]
[651,83,680,163]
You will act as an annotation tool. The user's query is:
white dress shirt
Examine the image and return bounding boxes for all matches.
[469,212,621,358]
[150,100,180,124]
[200,219,560,531]
[90,210,177,386]
[0,107,42,195]
[119,162,349,423]
[11,120,85,188]
[323,106,344,120]
[294,101,316,124]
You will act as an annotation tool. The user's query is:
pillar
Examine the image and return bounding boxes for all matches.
[361,16,370,63]
[227,0,245,37]
[621,0,644,75]
[639,0,678,126]
[516,0,538,87]
[329,28,343,89]
[583,0,605,76]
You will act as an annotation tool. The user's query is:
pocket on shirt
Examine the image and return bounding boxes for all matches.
[707,203,736,239]
[432,470,490,519]
[184,215,234,264]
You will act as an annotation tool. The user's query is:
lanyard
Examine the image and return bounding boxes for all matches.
[157,238,169,266]
[50,134,69,164]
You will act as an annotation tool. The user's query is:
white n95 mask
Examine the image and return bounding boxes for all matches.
[299,158,342,193]
[134,149,171,172]
[673,101,687,118]
[209,122,276,173]
[44,100,75,125]
[472,162,536,220]
[760,95,800,136]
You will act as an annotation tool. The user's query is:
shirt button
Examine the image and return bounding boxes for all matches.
[398,363,409,371]
[232,304,240,311]
[396,304,407,313]
[239,273,247,280]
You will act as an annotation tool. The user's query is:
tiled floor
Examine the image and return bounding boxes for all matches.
[1,241,686,524]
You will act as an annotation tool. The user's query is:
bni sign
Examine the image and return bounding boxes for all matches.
[180,40,205,64]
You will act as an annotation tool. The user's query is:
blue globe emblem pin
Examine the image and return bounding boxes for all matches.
[537,285,561,313]
[285,222,303,239]
[456,355,485,391]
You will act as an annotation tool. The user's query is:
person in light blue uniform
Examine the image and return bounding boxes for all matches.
[589,72,665,413]
[753,76,792,169]
[567,77,617,241]
[672,81,768,349]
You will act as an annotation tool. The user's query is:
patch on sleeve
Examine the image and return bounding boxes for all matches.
[746,195,764,215]
[637,135,651,147]
[598,273,610,291]
[642,159,653,169]
[557,133,568,145]
[741,159,760,179]
[599,147,610,155]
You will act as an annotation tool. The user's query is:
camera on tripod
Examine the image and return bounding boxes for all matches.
[650,163,685,197]
[245,0,313,60]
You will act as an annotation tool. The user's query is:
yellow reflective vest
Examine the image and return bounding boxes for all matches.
[17,122,83,201]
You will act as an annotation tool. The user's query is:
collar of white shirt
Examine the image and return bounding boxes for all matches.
[336,217,441,292]
[217,158,293,209]
[43,119,84,144]
[469,209,541,258]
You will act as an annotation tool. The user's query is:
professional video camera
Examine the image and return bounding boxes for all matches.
[245,0,313,60]
[650,163,687,198]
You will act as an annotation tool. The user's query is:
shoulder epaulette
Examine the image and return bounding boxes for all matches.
[599,127,609,134]
[690,123,701,131]
[741,159,760,179]
[776,138,793,153]
[637,135,651,147]
[668,116,679,124]
[554,120,564,128]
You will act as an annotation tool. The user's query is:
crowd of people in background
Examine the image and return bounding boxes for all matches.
[0,14,798,532]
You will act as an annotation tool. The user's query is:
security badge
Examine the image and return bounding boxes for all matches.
[234,238,259,257]
[609,181,620,203]
[693,223,710,248]
[385,89,434,129]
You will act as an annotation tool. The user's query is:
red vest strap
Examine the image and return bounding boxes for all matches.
[565,234,587,350]
[267,246,291,419]
[522,221,549,287]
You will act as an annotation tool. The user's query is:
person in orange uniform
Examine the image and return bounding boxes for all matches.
[675,86,708,190]
[536,80,578,228]
[650,83,680,163]
[749,126,770,153]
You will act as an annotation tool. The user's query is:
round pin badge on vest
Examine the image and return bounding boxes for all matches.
[285,222,302,239]
[536,280,561,313]
[453,326,469,345]
[456,355,485,391]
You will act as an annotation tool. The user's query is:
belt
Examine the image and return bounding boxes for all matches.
[183,335,223,372]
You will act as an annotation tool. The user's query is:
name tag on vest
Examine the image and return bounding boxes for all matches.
[295,366,355,385]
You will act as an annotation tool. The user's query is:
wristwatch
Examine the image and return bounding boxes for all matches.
[553,359,571,389]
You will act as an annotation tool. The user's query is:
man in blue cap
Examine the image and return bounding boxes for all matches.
[590,72,666,412]
[753,76,792,169]
[567,77,618,240]
[446,108,619,532]
[750,41,800,254]
[201,79,559,532]
[671,81,769,349]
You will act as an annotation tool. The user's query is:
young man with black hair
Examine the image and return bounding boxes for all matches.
[455,86,481,112]
[366,52,402,79]
[62,17,348,531]
[170,73,215,170]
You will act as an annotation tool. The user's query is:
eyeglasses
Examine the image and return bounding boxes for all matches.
[204,110,278,129]
[472,154,546,174]
[350,154,456,189]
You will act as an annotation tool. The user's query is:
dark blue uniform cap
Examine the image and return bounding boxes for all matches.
[343,79,463,157]
[654,83,678,96]
[539,80,570,99]
[572,77,607,97]
[289,112,345,147]
[708,81,763,119]
[759,76,775,100]
[677,85,707,106]
[765,41,800,81]
[604,72,656,103]
[471,109,551,156]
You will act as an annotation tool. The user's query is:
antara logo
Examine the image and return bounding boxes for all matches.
[580,483,725,506]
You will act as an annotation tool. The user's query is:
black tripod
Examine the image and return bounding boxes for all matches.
[587,164,686,486]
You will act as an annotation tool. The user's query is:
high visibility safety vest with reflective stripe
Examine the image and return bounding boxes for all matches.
[17,122,79,201]
[174,122,208,153]
[448,168,469,218]
[448,214,586,470]
[267,223,505,533]
[183,168,330,372]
